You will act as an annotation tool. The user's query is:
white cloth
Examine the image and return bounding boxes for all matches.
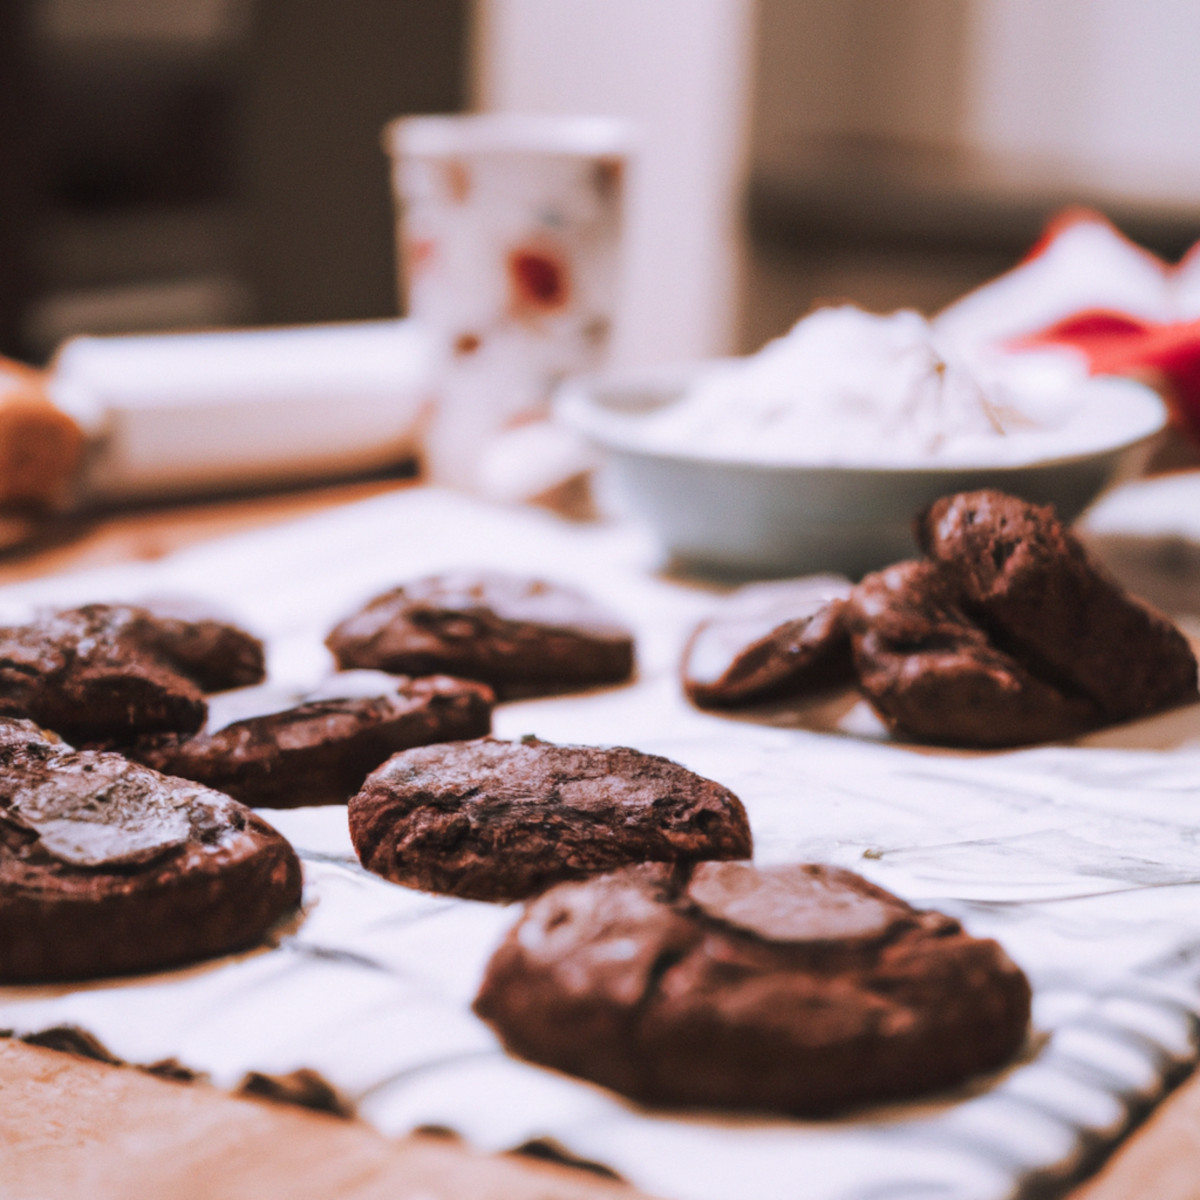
[3,484,1200,1200]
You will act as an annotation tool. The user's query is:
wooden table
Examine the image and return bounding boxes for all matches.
[0,1040,642,1200]
[0,477,1196,1200]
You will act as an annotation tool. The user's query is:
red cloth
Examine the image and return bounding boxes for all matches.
[1009,211,1200,443]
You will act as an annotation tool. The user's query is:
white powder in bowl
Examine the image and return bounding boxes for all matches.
[626,307,1105,467]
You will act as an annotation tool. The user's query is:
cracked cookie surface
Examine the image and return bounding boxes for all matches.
[475,861,1031,1114]
[348,736,751,902]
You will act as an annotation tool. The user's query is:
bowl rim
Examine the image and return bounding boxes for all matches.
[555,359,1169,475]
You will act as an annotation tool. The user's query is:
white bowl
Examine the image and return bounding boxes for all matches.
[557,363,1168,579]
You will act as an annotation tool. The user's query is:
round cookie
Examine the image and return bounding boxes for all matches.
[325,572,634,697]
[682,575,854,708]
[0,603,265,744]
[127,675,494,808]
[348,736,752,902]
[0,720,302,983]
[846,559,1100,747]
[475,861,1031,1115]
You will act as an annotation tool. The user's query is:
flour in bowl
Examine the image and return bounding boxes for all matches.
[627,307,1104,467]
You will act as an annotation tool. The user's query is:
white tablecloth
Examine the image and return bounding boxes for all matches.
[4,481,1200,1200]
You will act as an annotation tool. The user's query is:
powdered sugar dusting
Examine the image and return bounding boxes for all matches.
[622,307,1122,467]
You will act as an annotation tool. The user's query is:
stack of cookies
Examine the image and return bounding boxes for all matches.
[683,489,1198,748]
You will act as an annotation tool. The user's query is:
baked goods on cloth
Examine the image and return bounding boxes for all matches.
[348,736,751,901]
[918,489,1198,724]
[126,676,493,807]
[0,720,301,982]
[326,571,634,697]
[846,490,1197,747]
[474,860,1031,1116]
[676,489,1197,747]
[0,603,264,744]
[681,575,854,708]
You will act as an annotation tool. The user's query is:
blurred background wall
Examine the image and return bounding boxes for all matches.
[1,0,469,360]
[743,0,1200,347]
[474,0,754,368]
[2,0,1200,365]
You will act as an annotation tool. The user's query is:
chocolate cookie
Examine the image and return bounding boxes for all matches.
[325,572,634,697]
[0,604,265,744]
[348,736,752,902]
[918,490,1198,723]
[127,675,494,808]
[682,575,855,708]
[475,861,1031,1115]
[847,560,1100,747]
[0,720,301,983]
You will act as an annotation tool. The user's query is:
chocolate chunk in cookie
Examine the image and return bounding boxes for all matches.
[348,736,751,902]
[0,604,265,744]
[0,720,301,982]
[325,572,634,697]
[127,675,494,808]
[682,576,855,708]
[847,560,1100,747]
[475,861,1031,1115]
[917,490,1198,723]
